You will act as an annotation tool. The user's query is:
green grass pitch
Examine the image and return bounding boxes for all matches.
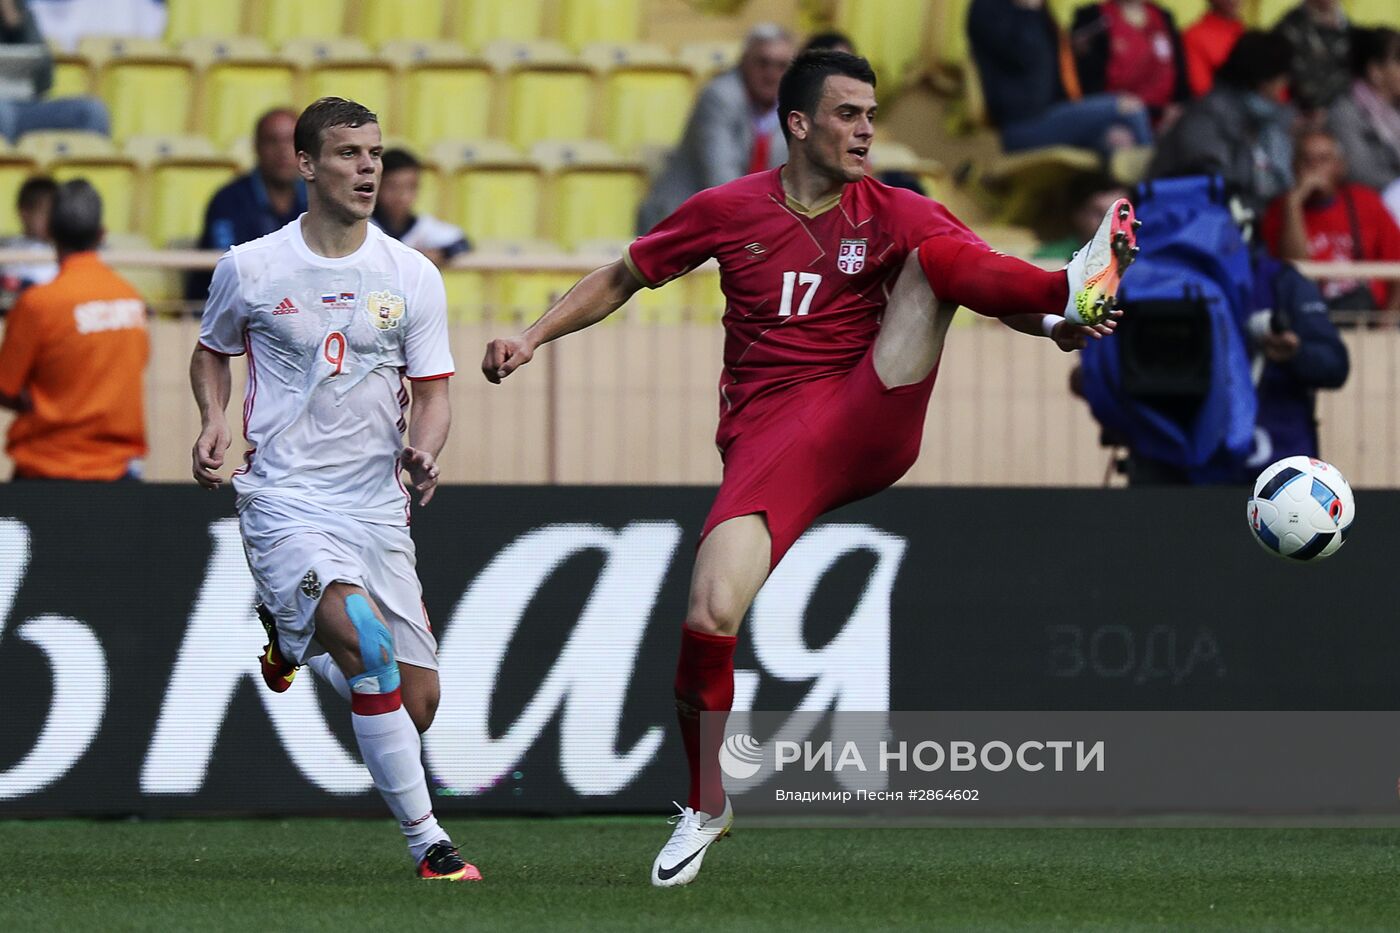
[3,818,1400,931]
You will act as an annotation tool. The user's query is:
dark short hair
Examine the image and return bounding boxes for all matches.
[381,147,421,177]
[294,97,378,158]
[776,50,877,141]
[49,179,103,252]
[16,175,57,212]
[1214,30,1291,91]
[801,31,855,54]
[1351,27,1400,79]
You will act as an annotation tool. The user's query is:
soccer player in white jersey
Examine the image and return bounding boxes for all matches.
[188,98,478,882]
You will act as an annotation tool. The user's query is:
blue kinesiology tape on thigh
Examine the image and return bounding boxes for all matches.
[344,593,400,695]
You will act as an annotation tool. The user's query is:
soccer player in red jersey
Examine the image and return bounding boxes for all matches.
[482,51,1137,886]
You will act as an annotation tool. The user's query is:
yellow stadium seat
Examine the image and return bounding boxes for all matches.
[180,37,275,67]
[252,0,350,45]
[678,41,739,79]
[1349,0,1400,27]
[52,54,91,97]
[1251,0,1303,26]
[197,57,298,150]
[450,0,545,48]
[144,157,242,245]
[165,0,245,42]
[440,268,489,322]
[835,0,932,88]
[124,134,221,164]
[686,266,725,322]
[487,41,593,148]
[16,130,115,163]
[534,141,643,249]
[434,141,541,241]
[401,59,493,145]
[76,37,172,67]
[98,58,197,142]
[49,156,138,234]
[558,0,642,49]
[1155,0,1206,26]
[939,0,973,67]
[0,157,40,236]
[588,49,694,153]
[283,39,395,128]
[983,146,1101,226]
[496,269,581,317]
[355,0,446,42]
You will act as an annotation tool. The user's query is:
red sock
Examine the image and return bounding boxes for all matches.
[917,235,1069,318]
[674,625,737,814]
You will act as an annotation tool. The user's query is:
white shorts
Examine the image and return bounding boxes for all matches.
[238,493,437,670]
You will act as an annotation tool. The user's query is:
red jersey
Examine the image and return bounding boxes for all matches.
[1261,183,1400,307]
[625,168,982,438]
[1102,1,1178,111]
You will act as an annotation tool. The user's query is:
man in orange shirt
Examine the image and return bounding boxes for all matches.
[0,179,148,480]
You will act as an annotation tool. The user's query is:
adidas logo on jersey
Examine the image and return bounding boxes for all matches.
[273,297,299,315]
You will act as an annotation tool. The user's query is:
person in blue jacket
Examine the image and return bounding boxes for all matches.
[1128,248,1350,484]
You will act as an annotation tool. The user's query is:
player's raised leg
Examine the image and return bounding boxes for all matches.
[314,581,480,881]
[652,513,769,888]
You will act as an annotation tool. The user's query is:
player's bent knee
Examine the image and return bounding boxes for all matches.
[344,593,402,712]
[685,606,742,637]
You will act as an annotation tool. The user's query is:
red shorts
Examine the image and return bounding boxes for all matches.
[702,347,938,568]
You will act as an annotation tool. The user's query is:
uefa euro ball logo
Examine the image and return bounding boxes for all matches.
[719,733,764,779]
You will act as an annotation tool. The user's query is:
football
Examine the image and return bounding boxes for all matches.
[1247,456,1354,561]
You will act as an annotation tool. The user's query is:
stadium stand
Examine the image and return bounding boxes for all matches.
[163,0,242,43]
[534,140,644,248]
[558,0,645,48]
[252,0,352,45]
[287,37,396,130]
[184,38,296,150]
[451,0,547,47]
[354,0,446,43]
[392,41,493,144]
[433,139,541,242]
[0,156,39,237]
[486,40,595,148]
[95,46,196,142]
[583,42,695,153]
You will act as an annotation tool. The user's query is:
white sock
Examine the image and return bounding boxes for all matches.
[307,653,351,702]
[351,705,450,862]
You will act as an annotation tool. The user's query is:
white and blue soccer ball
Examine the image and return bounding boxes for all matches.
[1247,456,1354,561]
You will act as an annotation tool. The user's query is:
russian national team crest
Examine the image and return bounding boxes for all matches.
[837,238,867,275]
[367,290,406,330]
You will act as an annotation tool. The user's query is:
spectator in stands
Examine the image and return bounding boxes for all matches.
[0,0,108,142]
[969,0,1152,157]
[0,175,58,308]
[1182,0,1245,97]
[1273,0,1352,113]
[636,23,794,232]
[1328,27,1400,194]
[0,179,148,481]
[1149,31,1294,214]
[372,148,470,268]
[1035,173,1130,259]
[1071,0,1191,129]
[1261,128,1400,314]
[187,108,307,299]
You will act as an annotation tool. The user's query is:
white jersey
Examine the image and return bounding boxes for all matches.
[198,217,454,525]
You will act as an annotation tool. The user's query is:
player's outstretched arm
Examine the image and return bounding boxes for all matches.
[189,346,232,489]
[403,377,450,506]
[481,258,643,384]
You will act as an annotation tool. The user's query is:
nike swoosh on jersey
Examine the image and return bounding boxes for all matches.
[655,842,711,881]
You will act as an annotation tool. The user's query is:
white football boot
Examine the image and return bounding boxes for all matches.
[650,797,733,887]
[1064,197,1140,326]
